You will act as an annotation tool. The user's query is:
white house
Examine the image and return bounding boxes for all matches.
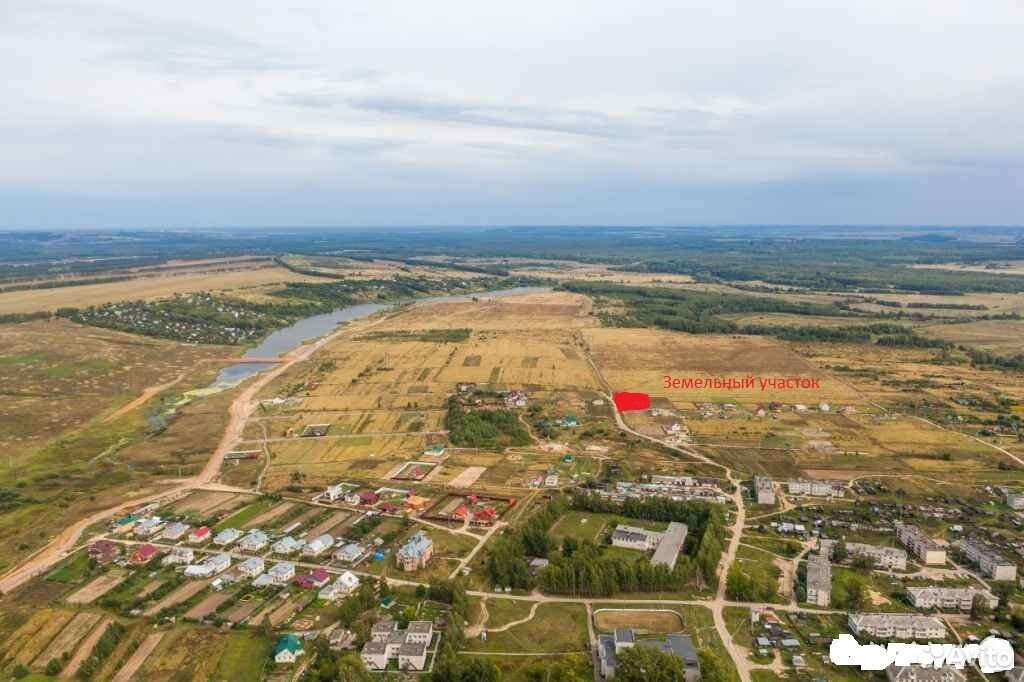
[319,571,361,602]
[238,530,269,552]
[160,522,191,541]
[213,528,243,547]
[334,543,366,564]
[162,547,194,566]
[239,556,266,578]
[272,536,304,555]
[269,562,295,584]
[303,534,334,557]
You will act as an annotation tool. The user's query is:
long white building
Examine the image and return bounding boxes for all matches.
[906,586,998,612]
[848,614,946,640]
[960,536,1017,581]
[846,542,908,571]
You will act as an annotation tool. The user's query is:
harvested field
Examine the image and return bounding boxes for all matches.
[448,466,487,488]
[585,327,860,403]
[66,569,127,604]
[33,611,102,670]
[136,580,164,599]
[185,592,232,620]
[143,580,211,617]
[1,610,54,659]
[112,632,164,682]
[0,265,319,314]
[243,501,296,528]
[61,617,112,678]
[593,609,684,634]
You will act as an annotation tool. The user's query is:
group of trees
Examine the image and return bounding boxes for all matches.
[445,399,532,449]
[569,492,726,587]
[540,540,689,596]
[485,498,565,589]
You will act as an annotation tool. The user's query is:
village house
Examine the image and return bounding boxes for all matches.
[162,547,194,566]
[129,544,159,565]
[213,528,243,547]
[238,556,265,578]
[423,444,446,457]
[132,517,165,538]
[184,553,231,578]
[846,542,908,571]
[297,567,331,590]
[268,562,296,584]
[504,390,528,408]
[160,521,191,542]
[303,534,334,557]
[111,514,140,535]
[396,533,434,571]
[272,536,304,555]
[895,523,947,565]
[87,540,121,566]
[238,530,269,553]
[319,571,360,601]
[274,635,304,664]
[324,483,349,502]
[187,526,211,544]
[334,542,367,564]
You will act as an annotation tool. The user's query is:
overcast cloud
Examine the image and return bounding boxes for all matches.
[1,0,1022,227]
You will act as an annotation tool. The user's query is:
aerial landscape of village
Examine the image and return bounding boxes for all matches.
[0,227,1023,682]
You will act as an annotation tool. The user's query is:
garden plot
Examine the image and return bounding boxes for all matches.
[66,569,128,604]
[32,611,102,670]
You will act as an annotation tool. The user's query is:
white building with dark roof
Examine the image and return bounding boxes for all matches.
[846,542,908,571]
[895,523,947,565]
[960,536,1017,581]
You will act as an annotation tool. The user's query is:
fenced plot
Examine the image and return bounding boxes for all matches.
[143,579,211,617]
[67,569,128,604]
[185,593,232,620]
[448,466,487,489]
[112,632,164,682]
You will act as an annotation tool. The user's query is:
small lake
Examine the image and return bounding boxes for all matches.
[211,286,549,387]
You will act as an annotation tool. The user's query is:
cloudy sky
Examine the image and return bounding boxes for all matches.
[2,0,1022,228]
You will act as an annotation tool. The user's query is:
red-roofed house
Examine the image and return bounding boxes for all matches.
[359,492,380,506]
[452,505,470,522]
[130,544,159,565]
[188,526,211,544]
[471,507,498,526]
[88,540,122,566]
[297,568,331,589]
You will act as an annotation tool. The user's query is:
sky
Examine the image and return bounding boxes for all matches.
[2,0,1023,228]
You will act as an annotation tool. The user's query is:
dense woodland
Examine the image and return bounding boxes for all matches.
[445,400,532,449]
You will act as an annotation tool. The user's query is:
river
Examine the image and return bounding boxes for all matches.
[211,286,549,387]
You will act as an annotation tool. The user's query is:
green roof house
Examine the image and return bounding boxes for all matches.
[274,634,304,664]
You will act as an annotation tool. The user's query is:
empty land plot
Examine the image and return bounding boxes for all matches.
[585,327,861,403]
[224,595,268,624]
[14,608,76,666]
[112,632,164,682]
[265,594,313,627]
[144,580,211,617]
[170,491,237,515]
[33,611,102,670]
[448,466,487,488]
[243,501,295,528]
[434,334,598,388]
[302,510,351,540]
[919,319,1024,354]
[61,617,112,678]
[185,592,232,620]
[66,569,128,604]
[1,610,55,659]
[593,609,683,634]
[369,292,595,332]
[466,603,589,653]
